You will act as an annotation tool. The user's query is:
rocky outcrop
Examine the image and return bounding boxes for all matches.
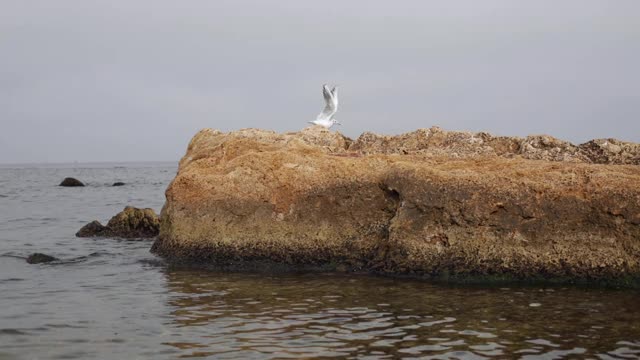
[350,127,640,164]
[578,139,640,165]
[59,177,85,187]
[112,182,125,187]
[76,220,108,237]
[151,126,640,281]
[27,253,58,264]
[77,206,160,239]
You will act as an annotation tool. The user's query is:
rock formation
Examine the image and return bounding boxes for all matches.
[77,206,160,239]
[76,220,108,237]
[151,126,640,282]
[26,253,58,264]
[112,182,125,187]
[59,177,85,187]
[349,127,640,164]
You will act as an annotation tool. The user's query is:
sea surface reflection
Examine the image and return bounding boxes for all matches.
[162,269,640,359]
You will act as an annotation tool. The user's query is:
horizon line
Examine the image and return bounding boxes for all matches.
[0,160,179,167]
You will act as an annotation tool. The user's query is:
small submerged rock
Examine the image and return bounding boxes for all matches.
[76,206,160,239]
[59,177,85,187]
[26,253,58,264]
[112,182,125,187]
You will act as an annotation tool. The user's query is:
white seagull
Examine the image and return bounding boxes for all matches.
[308,84,340,129]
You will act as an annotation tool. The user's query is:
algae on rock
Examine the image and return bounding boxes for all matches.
[77,206,160,239]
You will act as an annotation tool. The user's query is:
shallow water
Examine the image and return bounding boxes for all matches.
[1,163,639,359]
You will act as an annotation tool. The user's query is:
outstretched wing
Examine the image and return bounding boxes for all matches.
[317,84,337,120]
[323,84,333,104]
[330,86,338,109]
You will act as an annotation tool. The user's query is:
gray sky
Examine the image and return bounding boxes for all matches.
[1,0,639,163]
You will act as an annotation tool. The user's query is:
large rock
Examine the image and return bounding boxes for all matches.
[76,206,160,239]
[151,127,640,281]
[59,177,85,187]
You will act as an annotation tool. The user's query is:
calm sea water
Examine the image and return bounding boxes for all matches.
[0,163,639,360]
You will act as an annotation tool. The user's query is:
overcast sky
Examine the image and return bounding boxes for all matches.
[1,1,638,163]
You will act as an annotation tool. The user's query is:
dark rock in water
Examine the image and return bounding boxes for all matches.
[59,177,85,187]
[112,182,125,186]
[27,253,58,264]
[76,206,160,239]
[75,220,107,237]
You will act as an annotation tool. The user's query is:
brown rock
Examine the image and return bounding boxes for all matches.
[349,126,640,164]
[76,206,160,239]
[106,206,160,238]
[579,139,640,165]
[75,220,107,237]
[151,126,640,281]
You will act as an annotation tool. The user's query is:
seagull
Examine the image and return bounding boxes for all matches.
[308,84,340,129]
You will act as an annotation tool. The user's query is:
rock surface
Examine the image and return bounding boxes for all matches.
[77,206,160,239]
[59,177,85,187]
[27,253,58,264]
[349,127,640,164]
[76,220,108,237]
[151,127,640,281]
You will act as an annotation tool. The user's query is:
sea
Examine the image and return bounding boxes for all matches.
[0,162,639,359]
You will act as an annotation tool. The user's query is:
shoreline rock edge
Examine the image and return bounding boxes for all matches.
[151,127,640,283]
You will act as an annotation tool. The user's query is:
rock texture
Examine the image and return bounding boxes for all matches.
[77,206,160,239]
[349,127,640,164]
[59,177,85,187]
[152,127,640,281]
